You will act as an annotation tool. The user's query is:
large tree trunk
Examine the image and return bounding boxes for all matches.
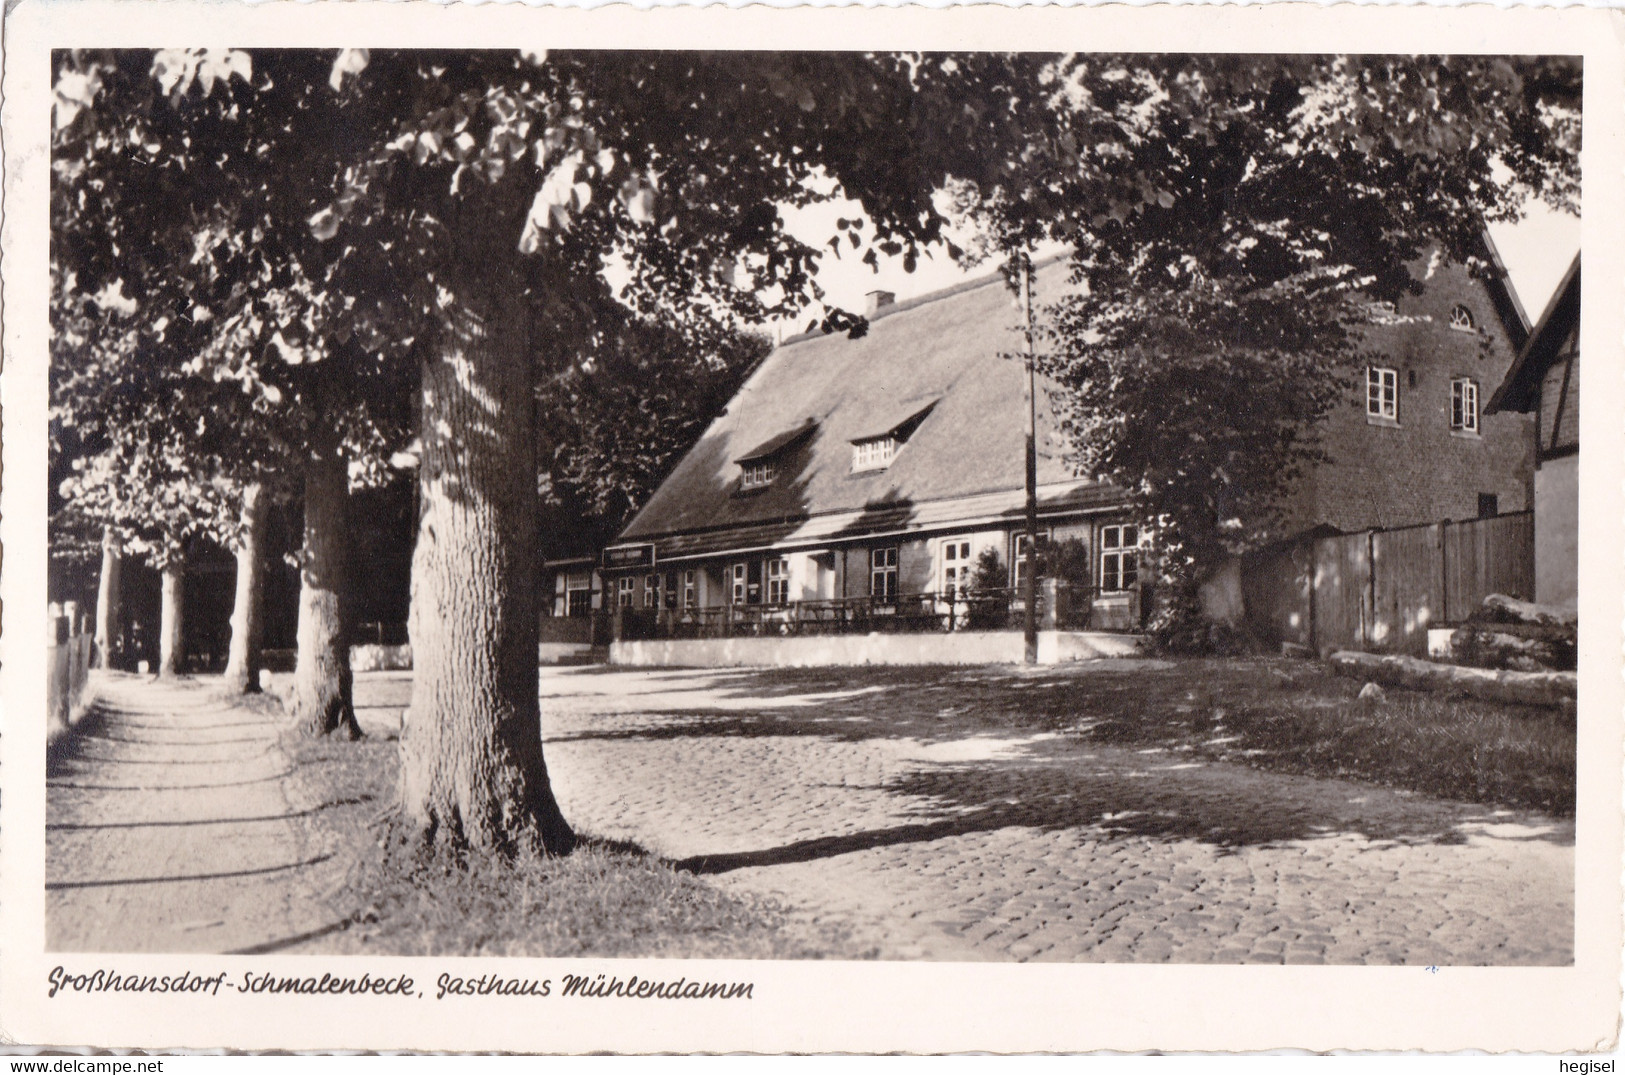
[93,526,121,670]
[398,215,574,859]
[157,564,184,677]
[223,482,268,694]
[295,449,360,738]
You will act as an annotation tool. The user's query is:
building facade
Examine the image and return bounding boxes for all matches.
[597,247,1536,638]
[1280,246,1535,534]
[599,258,1143,635]
[1487,254,1579,610]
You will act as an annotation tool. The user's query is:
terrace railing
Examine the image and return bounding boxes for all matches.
[614,582,1103,641]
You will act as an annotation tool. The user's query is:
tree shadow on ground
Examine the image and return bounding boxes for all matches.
[548,709,931,745]
[546,661,1234,744]
[546,655,1576,816]
[47,703,111,780]
[673,751,1570,875]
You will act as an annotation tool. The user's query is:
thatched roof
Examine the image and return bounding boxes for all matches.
[616,256,1118,558]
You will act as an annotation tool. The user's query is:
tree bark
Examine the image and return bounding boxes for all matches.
[157,563,184,677]
[295,449,361,738]
[398,217,574,858]
[93,526,121,670]
[223,482,268,694]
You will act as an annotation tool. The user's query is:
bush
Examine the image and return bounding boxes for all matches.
[1144,575,1257,656]
[965,548,1011,629]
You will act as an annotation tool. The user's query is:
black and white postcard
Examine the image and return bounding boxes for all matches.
[3,0,1621,1054]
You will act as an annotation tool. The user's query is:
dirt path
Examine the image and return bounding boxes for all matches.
[540,665,1575,965]
[47,673,345,954]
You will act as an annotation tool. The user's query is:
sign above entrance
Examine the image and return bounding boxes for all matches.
[603,544,656,569]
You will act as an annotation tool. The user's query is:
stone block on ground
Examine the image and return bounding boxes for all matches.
[1480,594,1578,629]
[1450,595,1576,673]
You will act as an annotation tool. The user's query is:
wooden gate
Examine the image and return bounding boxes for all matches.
[1370,523,1445,653]
[1442,514,1535,623]
[1311,531,1370,655]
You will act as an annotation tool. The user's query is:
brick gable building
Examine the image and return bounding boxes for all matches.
[1282,247,1535,535]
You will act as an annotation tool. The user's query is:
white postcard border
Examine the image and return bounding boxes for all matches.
[3,1,1620,1053]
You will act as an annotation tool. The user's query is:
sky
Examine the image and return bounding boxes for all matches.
[775,194,1582,340]
[1486,199,1582,326]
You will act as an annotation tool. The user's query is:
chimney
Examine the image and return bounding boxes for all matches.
[865,289,895,316]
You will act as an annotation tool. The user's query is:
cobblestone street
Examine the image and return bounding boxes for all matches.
[539,665,1574,965]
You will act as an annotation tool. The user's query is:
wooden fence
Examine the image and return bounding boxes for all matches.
[1242,512,1534,657]
[47,601,94,745]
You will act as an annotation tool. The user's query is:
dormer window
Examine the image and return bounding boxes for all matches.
[849,399,937,475]
[1449,304,1475,332]
[734,418,817,494]
[852,436,898,473]
[741,461,777,489]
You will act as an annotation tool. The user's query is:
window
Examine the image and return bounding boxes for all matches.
[870,547,898,600]
[566,588,593,618]
[1451,378,1479,434]
[643,574,660,609]
[1100,524,1140,593]
[852,436,898,473]
[730,563,747,605]
[940,540,972,597]
[616,577,636,608]
[1366,366,1399,422]
[1449,304,1475,332]
[766,559,790,604]
[663,572,678,610]
[682,569,697,609]
[1478,493,1499,519]
[741,461,777,489]
[1013,533,1035,589]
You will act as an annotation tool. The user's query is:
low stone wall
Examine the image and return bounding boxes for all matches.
[610,630,1143,669]
[346,641,600,672]
[351,643,414,673]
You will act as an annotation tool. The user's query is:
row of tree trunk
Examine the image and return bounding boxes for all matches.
[91,461,360,739]
[86,221,577,856]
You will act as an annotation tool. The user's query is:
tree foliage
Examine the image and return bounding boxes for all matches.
[47,48,1581,836]
[938,56,1579,627]
[51,48,991,857]
[537,321,770,558]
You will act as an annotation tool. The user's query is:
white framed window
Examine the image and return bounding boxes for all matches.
[765,559,790,604]
[1449,304,1475,332]
[682,569,697,609]
[870,547,898,600]
[741,461,777,489]
[1451,377,1479,433]
[940,539,972,597]
[1100,524,1141,593]
[1366,366,1399,422]
[730,563,747,605]
[1012,533,1035,589]
[852,436,898,473]
[643,574,660,609]
[616,576,636,608]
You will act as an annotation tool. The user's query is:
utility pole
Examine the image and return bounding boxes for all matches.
[1020,254,1039,665]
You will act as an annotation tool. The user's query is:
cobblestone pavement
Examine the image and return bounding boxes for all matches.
[539,665,1573,965]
